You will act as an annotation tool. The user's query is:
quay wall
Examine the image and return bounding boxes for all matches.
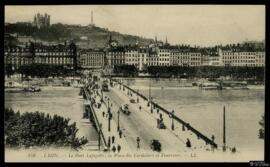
[82,87,107,148]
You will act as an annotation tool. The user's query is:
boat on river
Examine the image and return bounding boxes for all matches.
[24,86,41,92]
[199,82,220,90]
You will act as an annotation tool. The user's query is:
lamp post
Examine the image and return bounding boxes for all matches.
[223,105,226,152]
[150,97,153,113]
[149,78,153,113]
[108,111,112,132]
[171,110,175,130]
[117,109,120,131]
[98,123,102,151]
[107,97,110,110]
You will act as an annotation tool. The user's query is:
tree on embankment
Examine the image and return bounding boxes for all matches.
[4,108,88,149]
[259,115,265,139]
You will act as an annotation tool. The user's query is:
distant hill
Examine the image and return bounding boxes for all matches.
[5,22,155,49]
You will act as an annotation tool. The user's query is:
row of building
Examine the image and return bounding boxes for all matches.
[4,40,265,72]
[4,42,78,71]
[80,42,265,71]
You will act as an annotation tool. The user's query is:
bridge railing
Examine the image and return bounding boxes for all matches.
[83,87,107,148]
[112,79,218,148]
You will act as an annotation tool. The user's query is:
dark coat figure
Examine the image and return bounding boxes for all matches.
[108,136,111,148]
[186,138,191,148]
[182,124,186,131]
[139,106,142,111]
[102,111,105,117]
[112,145,116,152]
[112,136,115,144]
[137,97,139,103]
[117,145,121,153]
[159,113,163,120]
[136,137,140,149]
[211,135,215,142]
[119,130,122,138]
[186,123,190,130]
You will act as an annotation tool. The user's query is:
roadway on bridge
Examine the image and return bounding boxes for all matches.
[103,83,194,153]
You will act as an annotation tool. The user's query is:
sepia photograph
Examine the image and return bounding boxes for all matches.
[4,5,266,163]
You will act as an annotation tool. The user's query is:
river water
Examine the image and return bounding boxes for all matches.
[120,78,264,157]
[4,86,99,142]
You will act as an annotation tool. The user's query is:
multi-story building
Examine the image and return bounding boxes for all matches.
[218,48,265,67]
[208,55,221,66]
[171,51,190,66]
[157,46,171,66]
[106,46,125,69]
[125,47,139,68]
[189,52,202,66]
[79,49,105,69]
[4,46,32,71]
[4,42,78,71]
[201,54,210,66]
[255,52,265,67]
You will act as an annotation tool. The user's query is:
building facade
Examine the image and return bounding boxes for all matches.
[125,48,139,68]
[4,42,77,71]
[79,49,105,69]
[157,47,171,66]
[218,48,265,67]
[106,47,126,69]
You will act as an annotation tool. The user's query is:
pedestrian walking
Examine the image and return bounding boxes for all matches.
[186,123,190,130]
[186,138,191,148]
[112,136,115,144]
[102,111,105,117]
[139,106,142,111]
[108,136,111,148]
[159,113,163,120]
[157,119,160,128]
[182,124,185,131]
[117,145,121,153]
[119,130,122,138]
[211,135,215,142]
[112,145,116,152]
[136,137,140,149]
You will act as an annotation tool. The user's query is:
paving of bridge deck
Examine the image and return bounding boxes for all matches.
[89,89,131,153]
[100,80,213,153]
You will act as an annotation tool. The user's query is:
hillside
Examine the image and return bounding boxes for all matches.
[4,22,154,49]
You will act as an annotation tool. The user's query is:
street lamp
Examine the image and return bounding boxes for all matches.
[171,110,175,130]
[117,109,120,131]
[98,123,102,151]
[150,97,153,113]
[107,98,110,110]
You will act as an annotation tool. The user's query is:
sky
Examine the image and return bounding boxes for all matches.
[5,5,265,47]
